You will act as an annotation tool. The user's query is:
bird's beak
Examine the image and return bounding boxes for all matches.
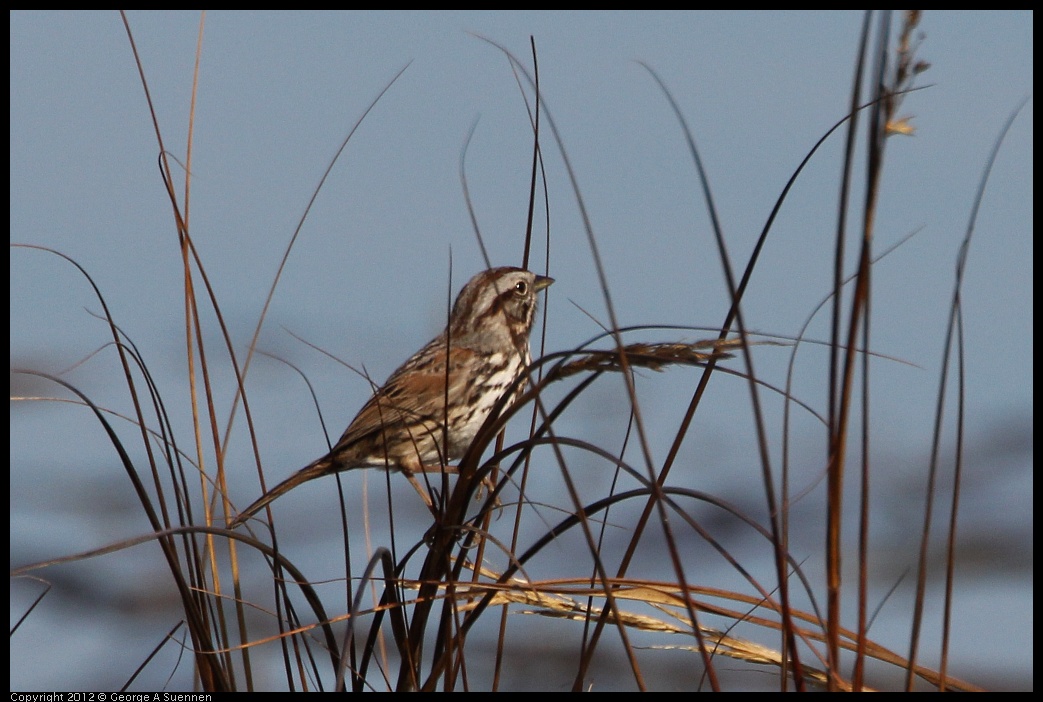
[534,275,554,292]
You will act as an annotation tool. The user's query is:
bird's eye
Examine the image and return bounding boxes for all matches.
[514,281,528,295]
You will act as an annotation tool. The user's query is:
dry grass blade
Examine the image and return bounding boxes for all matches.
[395,563,985,692]
[555,338,745,378]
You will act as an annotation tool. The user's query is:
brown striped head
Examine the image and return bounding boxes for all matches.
[447,267,553,353]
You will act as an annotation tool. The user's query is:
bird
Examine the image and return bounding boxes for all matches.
[230,266,552,526]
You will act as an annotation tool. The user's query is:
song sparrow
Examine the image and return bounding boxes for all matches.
[231,267,552,526]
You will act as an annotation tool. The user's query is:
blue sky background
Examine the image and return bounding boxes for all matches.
[10,11,1032,691]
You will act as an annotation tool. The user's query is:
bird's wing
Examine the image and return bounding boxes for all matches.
[331,343,475,452]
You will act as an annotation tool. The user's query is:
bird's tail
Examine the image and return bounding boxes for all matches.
[229,458,332,528]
